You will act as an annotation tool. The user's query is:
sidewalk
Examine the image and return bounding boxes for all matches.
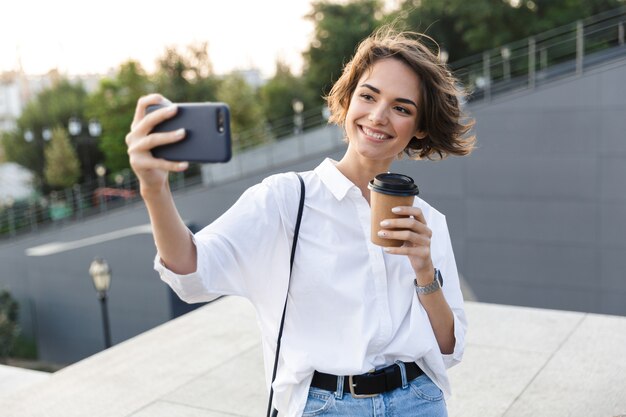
[0,364,50,399]
[0,296,625,417]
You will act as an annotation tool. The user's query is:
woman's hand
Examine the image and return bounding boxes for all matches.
[126,94,189,195]
[377,206,435,283]
[380,206,456,354]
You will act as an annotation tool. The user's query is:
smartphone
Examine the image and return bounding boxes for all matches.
[147,102,232,163]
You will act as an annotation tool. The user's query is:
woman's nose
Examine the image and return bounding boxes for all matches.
[368,105,388,125]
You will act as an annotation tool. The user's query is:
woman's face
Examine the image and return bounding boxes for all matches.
[344,58,424,163]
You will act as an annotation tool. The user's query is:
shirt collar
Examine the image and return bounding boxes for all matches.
[314,158,358,201]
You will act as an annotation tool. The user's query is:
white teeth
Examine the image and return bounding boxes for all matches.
[363,127,389,140]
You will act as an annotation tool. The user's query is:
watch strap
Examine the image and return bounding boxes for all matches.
[414,268,443,295]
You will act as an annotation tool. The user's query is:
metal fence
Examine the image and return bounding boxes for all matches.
[452,5,626,102]
[3,6,626,240]
[0,105,331,240]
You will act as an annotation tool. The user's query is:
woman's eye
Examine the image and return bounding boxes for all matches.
[360,93,374,101]
[394,106,411,115]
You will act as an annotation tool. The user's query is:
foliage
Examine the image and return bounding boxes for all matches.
[3,77,88,190]
[44,127,81,189]
[152,41,220,102]
[216,73,267,150]
[0,289,19,364]
[392,0,626,63]
[0,132,6,163]
[9,334,37,360]
[86,61,152,175]
[302,0,385,103]
[259,60,318,139]
[7,0,623,193]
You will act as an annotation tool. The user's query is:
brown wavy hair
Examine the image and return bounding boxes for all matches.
[326,26,475,160]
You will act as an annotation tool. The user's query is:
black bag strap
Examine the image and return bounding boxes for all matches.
[266,172,305,417]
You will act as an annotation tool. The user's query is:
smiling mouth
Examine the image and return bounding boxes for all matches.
[360,125,393,140]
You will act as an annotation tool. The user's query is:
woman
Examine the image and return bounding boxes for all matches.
[126,27,475,417]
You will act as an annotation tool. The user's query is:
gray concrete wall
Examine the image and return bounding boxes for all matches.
[0,131,347,364]
[458,58,626,315]
[1,56,625,364]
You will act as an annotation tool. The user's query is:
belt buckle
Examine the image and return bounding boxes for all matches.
[348,375,378,399]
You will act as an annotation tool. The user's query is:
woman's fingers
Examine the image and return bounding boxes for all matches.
[379,207,431,238]
[380,206,434,272]
[131,94,170,129]
[127,129,186,154]
[377,229,430,246]
[391,206,426,223]
[380,217,431,236]
[378,206,432,248]
[130,152,189,173]
[130,104,178,139]
[382,244,431,257]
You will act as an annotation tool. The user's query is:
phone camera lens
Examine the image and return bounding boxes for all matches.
[217,109,225,133]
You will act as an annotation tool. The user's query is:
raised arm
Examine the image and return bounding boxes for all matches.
[126,94,197,274]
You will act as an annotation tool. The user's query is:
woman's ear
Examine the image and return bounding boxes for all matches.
[414,130,427,140]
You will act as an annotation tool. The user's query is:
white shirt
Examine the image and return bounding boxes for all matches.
[156,158,467,417]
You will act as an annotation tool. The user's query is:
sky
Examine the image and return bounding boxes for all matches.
[0,0,316,78]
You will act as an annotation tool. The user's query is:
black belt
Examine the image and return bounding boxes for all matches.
[311,362,423,398]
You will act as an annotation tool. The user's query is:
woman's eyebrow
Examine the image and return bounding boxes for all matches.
[360,83,418,108]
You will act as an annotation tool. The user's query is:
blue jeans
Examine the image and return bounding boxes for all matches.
[302,363,447,417]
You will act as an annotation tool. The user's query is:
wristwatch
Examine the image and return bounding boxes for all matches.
[414,268,443,295]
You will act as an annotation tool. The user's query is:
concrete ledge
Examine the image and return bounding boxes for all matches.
[0,364,50,399]
[1,297,625,417]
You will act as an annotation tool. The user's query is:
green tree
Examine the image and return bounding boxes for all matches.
[0,290,19,364]
[517,0,625,34]
[86,61,152,174]
[0,131,8,163]
[3,77,88,189]
[302,0,385,102]
[152,41,220,102]
[393,0,626,63]
[44,127,81,189]
[216,73,267,150]
[259,60,317,138]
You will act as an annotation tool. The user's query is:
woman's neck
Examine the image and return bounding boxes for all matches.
[335,153,393,204]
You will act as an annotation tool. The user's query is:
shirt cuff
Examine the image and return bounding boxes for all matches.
[153,234,220,304]
[441,309,466,369]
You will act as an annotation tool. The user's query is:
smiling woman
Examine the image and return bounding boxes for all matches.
[342,58,424,165]
[327,27,475,161]
[125,24,475,417]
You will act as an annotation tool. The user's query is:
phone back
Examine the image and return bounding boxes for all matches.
[148,102,232,163]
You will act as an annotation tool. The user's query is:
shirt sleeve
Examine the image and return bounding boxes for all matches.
[154,174,297,305]
[432,214,468,369]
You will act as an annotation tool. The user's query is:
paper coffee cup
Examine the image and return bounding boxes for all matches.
[368,173,419,247]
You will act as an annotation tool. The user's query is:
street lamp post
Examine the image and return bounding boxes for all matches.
[68,117,102,182]
[5,197,15,237]
[23,127,53,184]
[42,127,52,142]
[23,130,34,143]
[292,99,304,135]
[94,164,107,211]
[501,46,511,81]
[89,258,112,349]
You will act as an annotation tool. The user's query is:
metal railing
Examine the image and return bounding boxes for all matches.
[451,5,626,102]
[4,6,626,240]
[0,106,331,240]
[0,170,197,239]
